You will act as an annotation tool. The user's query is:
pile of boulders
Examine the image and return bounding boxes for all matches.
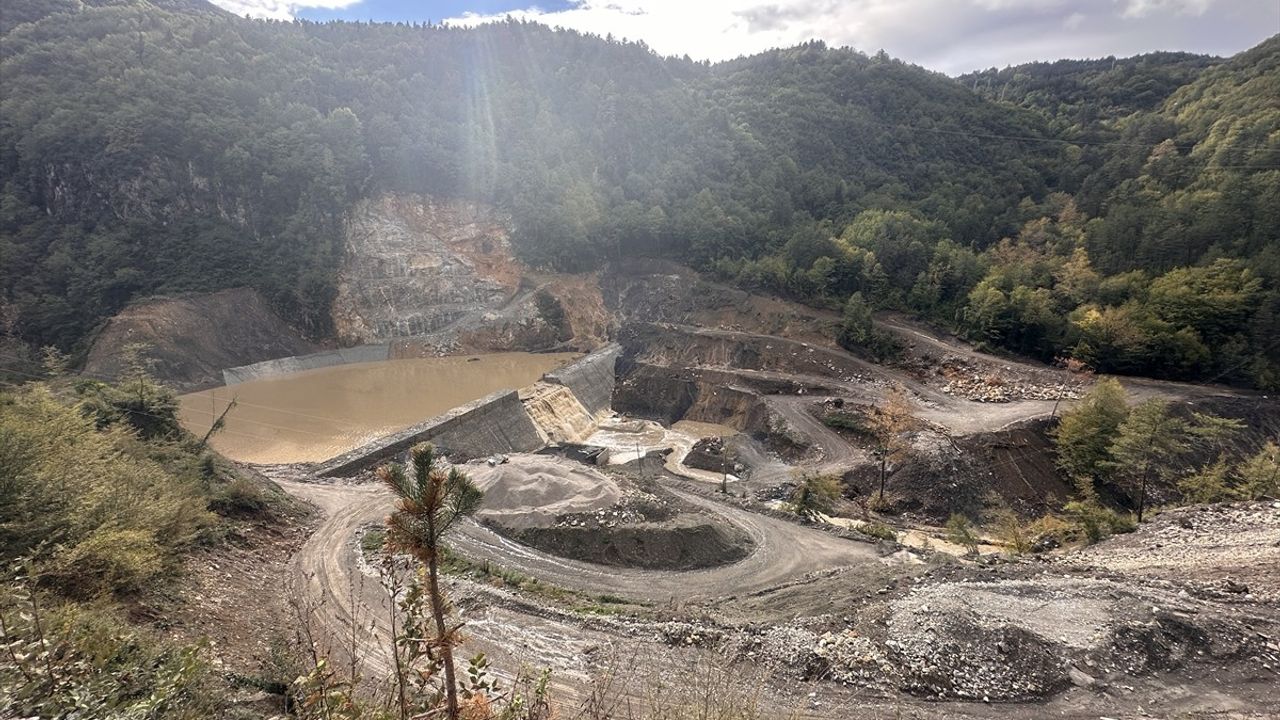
[932,355,1083,403]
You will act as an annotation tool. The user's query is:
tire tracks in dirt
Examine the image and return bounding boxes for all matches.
[277,474,879,713]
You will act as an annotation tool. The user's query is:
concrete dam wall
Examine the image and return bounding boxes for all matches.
[543,342,620,416]
[315,343,621,477]
[316,390,543,477]
[223,344,390,385]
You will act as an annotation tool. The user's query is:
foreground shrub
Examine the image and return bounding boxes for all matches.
[0,384,212,598]
[0,579,215,719]
[1062,500,1136,543]
[858,521,898,542]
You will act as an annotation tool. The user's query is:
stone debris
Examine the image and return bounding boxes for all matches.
[710,572,1280,702]
[904,352,1088,403]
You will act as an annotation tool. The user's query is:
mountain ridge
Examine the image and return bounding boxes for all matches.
[1,3,1275,386]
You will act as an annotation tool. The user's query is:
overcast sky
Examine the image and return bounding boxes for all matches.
[208,0,1280,75]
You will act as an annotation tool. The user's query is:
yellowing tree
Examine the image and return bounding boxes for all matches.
[868,384,915,503]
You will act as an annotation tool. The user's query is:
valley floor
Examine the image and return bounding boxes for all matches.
[169,266,1279,718]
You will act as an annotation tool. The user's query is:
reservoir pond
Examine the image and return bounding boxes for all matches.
[178,352,579,464]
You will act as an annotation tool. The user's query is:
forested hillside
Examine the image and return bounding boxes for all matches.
[1,0,1276,387]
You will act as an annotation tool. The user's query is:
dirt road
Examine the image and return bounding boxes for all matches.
[277,471,879,709]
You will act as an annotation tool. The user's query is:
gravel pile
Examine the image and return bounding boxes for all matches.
[1062,501,1280,603]
[552,488,673,529]
[907,353,1086,403]
[469,455,622,530]
[941,375,1080,403]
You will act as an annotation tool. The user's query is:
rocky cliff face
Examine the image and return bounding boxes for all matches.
[331,195,518,343]
[332,194,608,354]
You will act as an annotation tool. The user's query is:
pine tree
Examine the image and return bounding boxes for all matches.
[1102,400,1239,521]
[1238,441,1280,499]
[1053,377,1128,483]
[379,444,483,720]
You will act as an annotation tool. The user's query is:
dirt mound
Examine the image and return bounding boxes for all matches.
[470,456,622,531]
[606,260,841,345]
[83,288,315,391]
[884,575,1277,701]
[683,437,735,473]
[842,419,1070,522]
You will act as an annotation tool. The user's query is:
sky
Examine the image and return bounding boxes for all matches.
[208,0,1280,75]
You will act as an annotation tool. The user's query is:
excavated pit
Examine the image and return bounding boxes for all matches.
[468,455,753,570]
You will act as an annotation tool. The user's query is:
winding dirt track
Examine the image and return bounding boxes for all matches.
[276,312,1257,717]
[281,477,718,713]
[279,474,877,694]
[448,482,879,602]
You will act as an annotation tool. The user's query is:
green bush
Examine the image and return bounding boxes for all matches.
[945,513,980,555]
[822,411,871,437]
[0,586,216,719]
[1062,500,1136,543]
[790,474,843,519]
[0,384,212,597]
[45,529,164,597]
[209,477,270,519]
[857,522,897,542]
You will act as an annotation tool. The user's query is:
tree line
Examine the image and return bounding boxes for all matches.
[1,2,1276,386]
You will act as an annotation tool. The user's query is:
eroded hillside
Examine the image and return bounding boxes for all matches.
[83,287,316,391]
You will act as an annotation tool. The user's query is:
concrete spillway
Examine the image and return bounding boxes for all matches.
[542,343,619,416]
[521,382,598,444]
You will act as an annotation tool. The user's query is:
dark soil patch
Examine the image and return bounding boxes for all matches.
[683,436,737,473]
[512,514,753,570]
[845,419,1072,523]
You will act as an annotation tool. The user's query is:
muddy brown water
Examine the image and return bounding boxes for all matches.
[178,352,579,464]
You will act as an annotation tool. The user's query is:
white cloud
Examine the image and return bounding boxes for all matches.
[1119,0,1215,19]
[206,0,1279,74]
[209,0,362,21]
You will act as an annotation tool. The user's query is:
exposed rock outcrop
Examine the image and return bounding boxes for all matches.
[332,194,607,354]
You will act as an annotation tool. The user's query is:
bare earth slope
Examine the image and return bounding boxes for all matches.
[83,287,316,391]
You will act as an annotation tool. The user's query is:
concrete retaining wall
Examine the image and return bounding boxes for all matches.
[222,344,390,385]
[543,343,620,416]
[316,389,543,477]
